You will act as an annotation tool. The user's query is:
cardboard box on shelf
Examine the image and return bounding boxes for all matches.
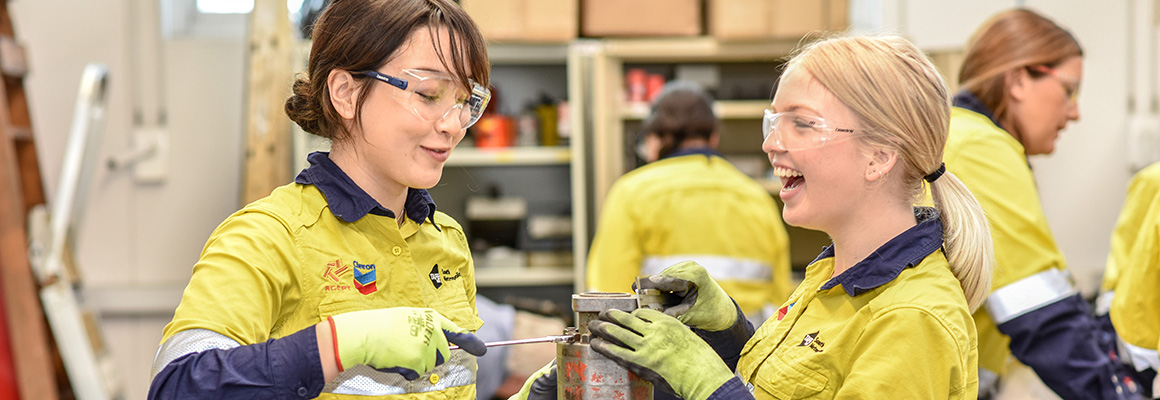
[581,0,701,37]
[708,0,848,41]
[461,0,577,43]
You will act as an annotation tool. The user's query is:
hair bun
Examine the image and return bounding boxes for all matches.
[285,77,323,135]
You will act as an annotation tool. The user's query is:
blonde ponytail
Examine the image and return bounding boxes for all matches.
[929,171,994,312]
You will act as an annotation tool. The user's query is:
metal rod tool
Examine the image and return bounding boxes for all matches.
[449,334,577,351]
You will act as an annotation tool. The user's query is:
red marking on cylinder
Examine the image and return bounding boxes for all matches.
[565,361,588,381]
[564,386,584,400]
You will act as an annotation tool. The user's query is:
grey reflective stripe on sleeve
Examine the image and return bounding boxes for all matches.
[1118,337,1160,372]
[1095,290,1115,316]
[324,350,477,395]
[641,255,773,281]
[984,269,1076,324]
[150,328,242,381]
[978,367,1000,398]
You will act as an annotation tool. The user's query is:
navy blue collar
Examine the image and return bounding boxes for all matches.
[660,146,721,161]
[294,151,437,225]
[817,207,945,296]
[952,90,1004,130]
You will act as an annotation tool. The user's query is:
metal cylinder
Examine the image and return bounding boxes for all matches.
[557,292,653,400]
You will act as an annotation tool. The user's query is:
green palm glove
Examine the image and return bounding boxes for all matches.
[589,308,736,400]
[507,360,557,400]
[635,260,737,331]
[327,307,486,380]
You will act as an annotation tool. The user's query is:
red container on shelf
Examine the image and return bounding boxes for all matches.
[473,114,515,148]
[626,68,648,103]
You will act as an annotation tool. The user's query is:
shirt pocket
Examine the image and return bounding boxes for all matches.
[317,290,385,319]
[427,263,481,330]
[750,349,829,399]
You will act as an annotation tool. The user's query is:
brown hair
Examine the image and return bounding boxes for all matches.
[284,0,489,141]
[641,81,719,158]
[787,35,994,311]
[958,8,1082,138]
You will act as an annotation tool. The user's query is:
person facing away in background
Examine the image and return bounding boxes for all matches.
[148,0,494,398]
[946,8,1141,399]
[569,35,994,399]
[586,80,793,328]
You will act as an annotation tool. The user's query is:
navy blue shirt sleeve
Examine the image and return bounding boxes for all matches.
[693,303,755,372]
[998,293,1138,400]
[148,326,326,399]
[704,376,753,400]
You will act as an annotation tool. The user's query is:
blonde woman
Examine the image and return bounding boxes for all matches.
[581,35,993,399]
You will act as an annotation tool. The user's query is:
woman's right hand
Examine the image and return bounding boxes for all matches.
[320,307,486,380]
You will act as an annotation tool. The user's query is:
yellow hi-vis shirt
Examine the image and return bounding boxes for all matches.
[944,107,1068,377]
[736,210,978,399]
[161,182,482,399]
[1110,163,1160,373]
[1102,162,1160,293]
[586,152,792,315]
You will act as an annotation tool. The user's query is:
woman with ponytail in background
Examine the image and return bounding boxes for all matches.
[542,34,995,400]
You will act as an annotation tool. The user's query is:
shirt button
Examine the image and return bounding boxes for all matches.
[297,386,308,397]
[429,373,440,385]
[392,246,402,256]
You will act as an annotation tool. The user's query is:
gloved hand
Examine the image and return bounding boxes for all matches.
[636,260,737,331]
[327,307,486,380]
[589,308,735,400]
[507,360,557,400]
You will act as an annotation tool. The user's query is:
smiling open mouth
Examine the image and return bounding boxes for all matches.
[775,166,803,190]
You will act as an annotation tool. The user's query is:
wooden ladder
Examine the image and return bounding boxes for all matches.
[0,0,70,398]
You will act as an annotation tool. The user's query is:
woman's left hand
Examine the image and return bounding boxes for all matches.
[588,308,736,400]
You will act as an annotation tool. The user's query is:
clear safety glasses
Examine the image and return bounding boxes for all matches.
[762,109,857,151]
[1028,65,1080,104]
[361,69,492,129]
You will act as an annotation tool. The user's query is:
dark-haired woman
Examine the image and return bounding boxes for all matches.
[148,0,493,398]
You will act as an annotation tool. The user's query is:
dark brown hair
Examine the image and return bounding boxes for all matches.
[284,0,489,141]
[640,81,719,159]
[959,8,1082,136]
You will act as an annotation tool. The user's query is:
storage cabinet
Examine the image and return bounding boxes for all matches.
[428,43,588,293]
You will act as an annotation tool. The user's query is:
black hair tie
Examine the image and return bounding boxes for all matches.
[924,163,946,183]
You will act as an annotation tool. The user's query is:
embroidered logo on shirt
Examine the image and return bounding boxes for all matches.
[353,261,377,295]
[798,331,825,352]
[777,301,796,321]
[429,264,443,289]
[441,267,462,282]
[323,259,352,291]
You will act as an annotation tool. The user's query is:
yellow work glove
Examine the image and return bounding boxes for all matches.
[589,308,736,400]
[507,360,557,400]
[635,260,737,332]
[327,307,486,380]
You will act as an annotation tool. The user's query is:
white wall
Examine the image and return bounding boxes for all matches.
[12,1,246,399]
[8,1,1135,399]
[1026,0,1132,294]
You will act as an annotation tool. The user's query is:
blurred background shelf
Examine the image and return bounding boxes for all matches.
[447,146,572,166]
[475,267,575,287]
[488,43,570,65]
[620,99,769,120]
